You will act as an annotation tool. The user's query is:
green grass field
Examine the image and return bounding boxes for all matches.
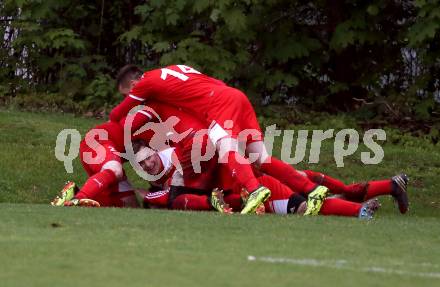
[0,108,439,287]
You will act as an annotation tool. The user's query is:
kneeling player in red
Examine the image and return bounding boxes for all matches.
[51,122,137,208]
[131,148,380,219]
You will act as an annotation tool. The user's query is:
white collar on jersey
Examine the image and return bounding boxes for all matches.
[157,147,175,174]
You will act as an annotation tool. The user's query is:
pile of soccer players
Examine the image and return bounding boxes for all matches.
[51,65,410,219]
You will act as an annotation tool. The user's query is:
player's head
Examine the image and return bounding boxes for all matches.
[132,139,163,176]
[116,64,143,95]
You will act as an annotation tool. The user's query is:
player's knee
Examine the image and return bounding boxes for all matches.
[111,166,124,180]
[246,141,269,166]
[217,137,238,150]
[216,137,239,162]
[208,123,229,146]
[101,161,123,180]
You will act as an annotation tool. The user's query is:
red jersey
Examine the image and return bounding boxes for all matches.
[83,121,125,153]
[122,102,218,190]
[119,101,203,148]
[110,65,228,124]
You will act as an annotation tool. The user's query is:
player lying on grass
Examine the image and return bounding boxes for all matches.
[51,122,138,207]
[131,138,409,219]
[121,103,327,215]
[130,117,328,215]
[122,100,408,215]
[110,64,330,214]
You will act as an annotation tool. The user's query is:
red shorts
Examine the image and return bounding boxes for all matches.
[79,139,122,176]
[208,87,262,142]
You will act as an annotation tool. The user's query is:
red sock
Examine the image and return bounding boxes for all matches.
[172,194,211,211]
[224,193,243,211]
[222,151,260,192]
[319,198,362,217]
[364,180,392,200]
[76,169,117,199]
[303,170,348,194]
[260,157,317,194]
[341,183,367,202]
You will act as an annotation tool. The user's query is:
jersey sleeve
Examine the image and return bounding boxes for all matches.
[109,96,142,122]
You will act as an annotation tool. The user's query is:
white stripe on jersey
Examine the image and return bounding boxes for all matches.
[93,178,103,188]
[129,94,144,101]
[146,190,169,199]
[208,122,229,145]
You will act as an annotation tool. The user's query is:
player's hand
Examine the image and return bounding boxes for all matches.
[223,206,234,214]
[255,203,266,215]
[50,196,62,206]
[297,202,307,215]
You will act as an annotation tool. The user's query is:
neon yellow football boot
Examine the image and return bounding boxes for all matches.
[241,186,271,214]
[304,185,329,215]
[50,181,77,206]
[211,188,233,214]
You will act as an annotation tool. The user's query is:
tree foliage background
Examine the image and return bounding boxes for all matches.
[1,0,439,130]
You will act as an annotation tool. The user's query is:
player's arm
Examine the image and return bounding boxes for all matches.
[110,95,143,122]
[119,107,160,134]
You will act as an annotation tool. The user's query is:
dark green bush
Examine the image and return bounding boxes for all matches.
[0,0,439,122]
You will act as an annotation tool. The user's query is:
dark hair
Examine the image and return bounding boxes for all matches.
[116,64,143,89]
[132,138,148,154]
